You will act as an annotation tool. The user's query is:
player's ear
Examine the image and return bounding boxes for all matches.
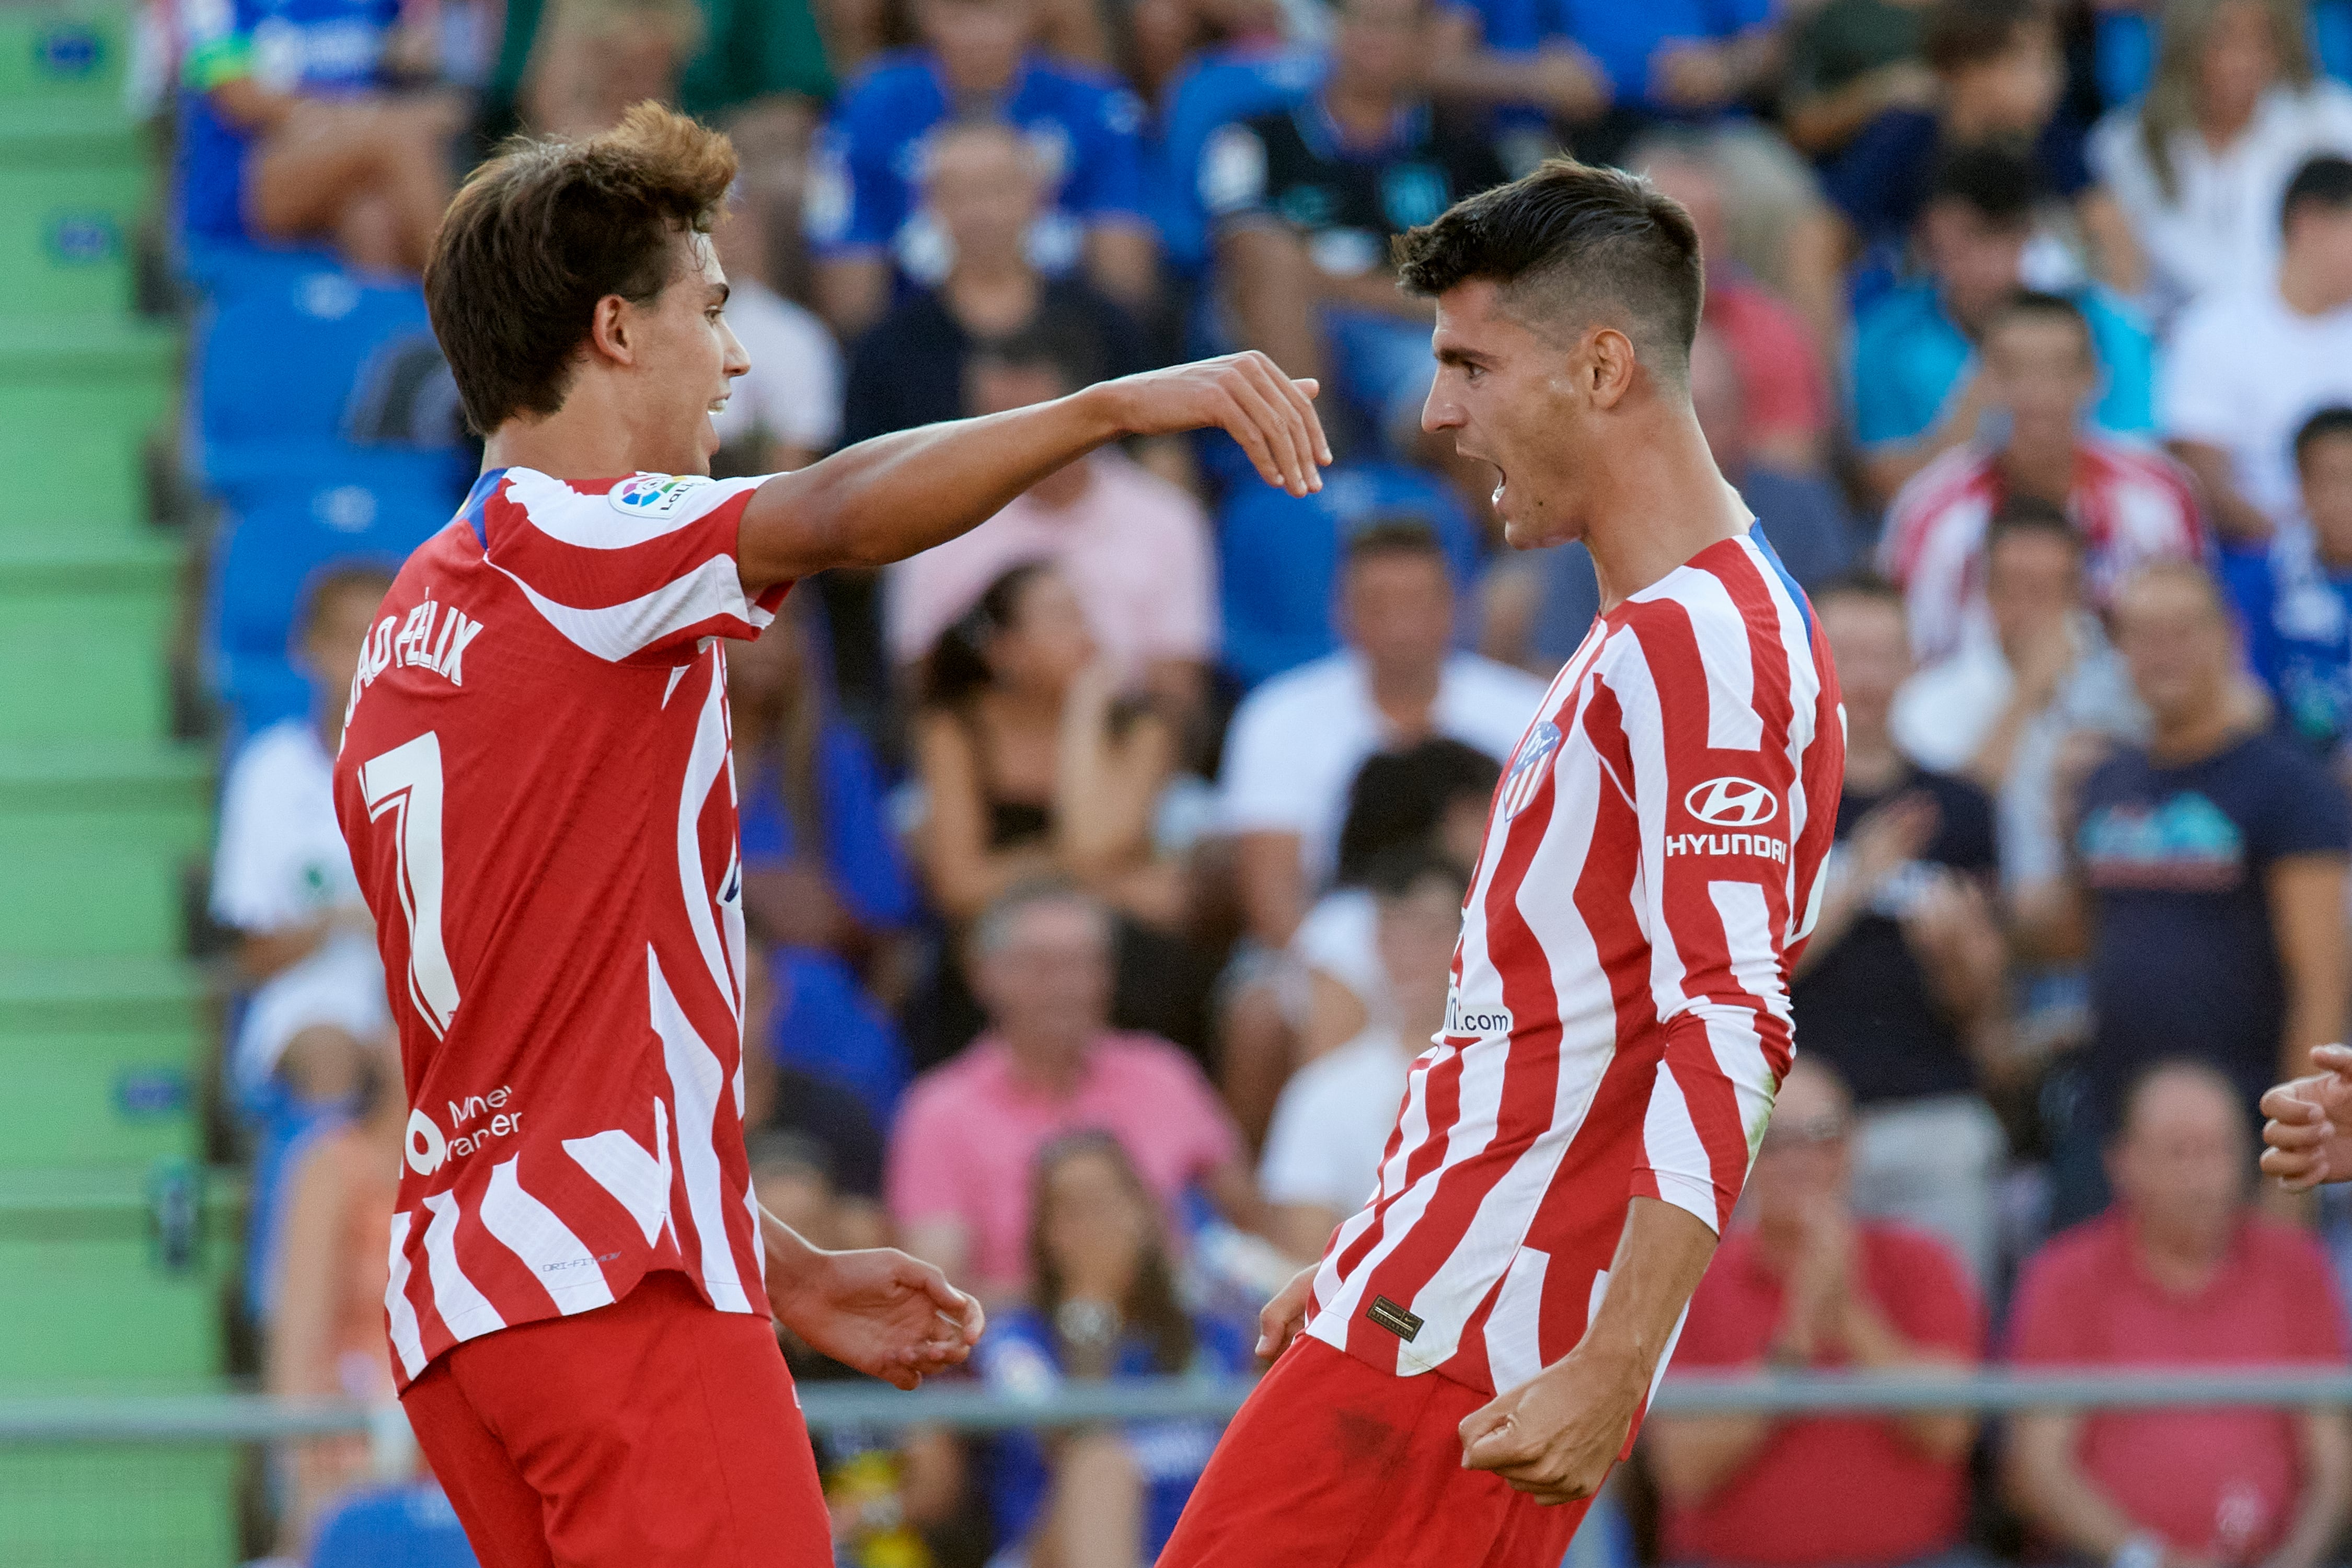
[587,293,635,367]
[1585,326,1637,410]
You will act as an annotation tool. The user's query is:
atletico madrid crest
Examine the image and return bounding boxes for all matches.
[1498,720,1563,820]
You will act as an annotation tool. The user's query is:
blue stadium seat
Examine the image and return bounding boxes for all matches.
[205,478,454,733]
[1214,461,1486,688]
[310,1481,480,1568]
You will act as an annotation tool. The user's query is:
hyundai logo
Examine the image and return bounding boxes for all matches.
[1684,776,1778,827]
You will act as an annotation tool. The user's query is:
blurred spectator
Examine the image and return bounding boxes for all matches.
[1893,501,2146,892]
[1420,2,1610,134]
[1647,1059,1981,1568]
[1200,0,1506,474]
[1503,326,1855,673]
[1129,0,1292,105]
[808,0,1157,337]
[1852,146,2159,506]
[175,0,462,272]
[1289,740,1497,1064]
[309,1482,477,1568]
[1782,0,1939,157]
[885,324,1216,722]
[2006,1060,2352,1568]
[1260,847,1465,1259]
[481,0,831,142]
[2163,154,2352,541]
[2227,406,2352,765]
[976,1131,1252,1567]
[838,118,1149,446]
[522,0,704,139]
[2022,564,2352,1225]
[1219,521,1544,954]
[708,183,841,475]
[1639,140,1836,474]
[213,565,393,1112]
[267,1026,405,1550]
[1878,290,2204,661]
[1824,0,2076,262]
[1791,577,2009,1283]
[2089,0,2352,331]
[1547,0,1780,146]
[886,882,1262,1298]
[732,595,919,1121]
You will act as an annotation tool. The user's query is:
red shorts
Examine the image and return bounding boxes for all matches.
[399,1271,829,1568]
[1159,1336,1593,1568]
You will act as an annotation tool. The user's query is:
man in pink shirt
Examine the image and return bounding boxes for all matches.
[2007,1060,2352,1568]
[883,326,1219,721]
[886,882,1266,1298]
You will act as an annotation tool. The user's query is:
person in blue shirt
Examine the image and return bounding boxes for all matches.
[174,0,460,271]
[2226,405,2352,768]
[1851,144,2157,507]
[976,1129,1253,1567]
[1546,0,1780,135]
[806,0,1158,338]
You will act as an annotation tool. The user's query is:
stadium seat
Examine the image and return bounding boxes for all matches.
[205,480,456,734]
[0,956,204,1169]
[0,743,211,961]
[0,103,148,322]
[1214,461,1488,688]
[312,1482,482,1568]
[0,535,179,743]
[0,1,136,112]
[0,314,174,538]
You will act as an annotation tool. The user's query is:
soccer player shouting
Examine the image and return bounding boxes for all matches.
[1159,159,1846,1568]
[332,105,1327,1567]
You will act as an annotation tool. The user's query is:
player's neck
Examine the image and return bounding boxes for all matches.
[1582,412,1750,612]
[483,389,677,482]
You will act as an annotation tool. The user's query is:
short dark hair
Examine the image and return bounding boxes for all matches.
[298,561,397,639]
[1343,515,1449,571]
[2295,405,2352,468]
[1812,570,1907,617]
[2281,154,2352,235]
[1335,737,1502,885]
[1989,287,2093,349]
[1362,843,1472,904]
[1985,493,2081,556]
[425,103,737,434]
[1922,0,2045,74]
[1393,156,1703,385]
[966,314,1107,401]
[1928,143,2042,227]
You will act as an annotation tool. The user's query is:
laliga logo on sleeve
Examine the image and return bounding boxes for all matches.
[1684,776,1778,827]
[608,474,707,519]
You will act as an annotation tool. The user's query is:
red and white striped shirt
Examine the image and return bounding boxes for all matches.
[333,466,787,1388]
[1880,437,2204,662]
[1302,529,1843,1396]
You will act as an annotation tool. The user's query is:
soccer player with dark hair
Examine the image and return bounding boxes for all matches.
[1160,156,1845,1568]
[333,103,1327,1568]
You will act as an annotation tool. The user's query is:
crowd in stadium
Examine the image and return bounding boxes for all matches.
[158,0,2352,1558]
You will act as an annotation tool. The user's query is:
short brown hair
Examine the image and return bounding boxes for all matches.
[425,102,737,434]
[1922,0,2045,74]
[1393,157,1703,385]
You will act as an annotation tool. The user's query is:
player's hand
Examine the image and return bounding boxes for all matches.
[1094,352,1331,498]
[769,1246,986,1390]
[1255,1264,1318,1362]
[2261,1043,2352,1191]
[1459,1348,1643,1505]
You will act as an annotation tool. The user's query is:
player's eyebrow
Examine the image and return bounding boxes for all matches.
[1433,343,1490,370]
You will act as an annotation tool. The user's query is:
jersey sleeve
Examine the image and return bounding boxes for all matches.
[1602,591,1810,1236]
[179,0,256,93]
[483,470,787,664]
[1198,121,1274,228]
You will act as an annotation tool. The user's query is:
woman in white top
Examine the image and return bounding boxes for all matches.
[2088,0,2352,331]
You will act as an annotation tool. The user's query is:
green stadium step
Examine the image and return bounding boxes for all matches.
[0,536,181,743]
[0,108,153,322]
[0,1165,241,1388]
[0,2,136,114]
[0,1445,239,1568]
[0,959,207,1169]
[0,745,211,960]
[0,316,176,535]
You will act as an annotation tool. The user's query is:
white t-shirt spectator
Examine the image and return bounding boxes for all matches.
[1259,1026,1420,1213]
[884,452,1218,678]
[1218,650,1547,888]
[2090,84,2352,330]
[712,278,841,457]
[2162,280,2352,528]
[211,719,386,1089]
[1293,886,1381,1018]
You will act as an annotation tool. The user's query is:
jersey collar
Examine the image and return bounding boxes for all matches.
[459,467,510,552]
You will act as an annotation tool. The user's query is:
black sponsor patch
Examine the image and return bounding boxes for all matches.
[1366,1295,1423,1342]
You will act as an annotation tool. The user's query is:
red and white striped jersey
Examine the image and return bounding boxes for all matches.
[332,466,788,1389]
[1880,437,2204,662]
[1301,529,1843,1396]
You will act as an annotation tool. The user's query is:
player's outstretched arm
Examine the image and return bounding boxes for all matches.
[735,352,1328,591]
[1459,1196,1718,1504]
[757,1207,985,1390]
[2262,1042,2352,1191]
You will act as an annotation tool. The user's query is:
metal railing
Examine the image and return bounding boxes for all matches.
[3,1365,2350,1448]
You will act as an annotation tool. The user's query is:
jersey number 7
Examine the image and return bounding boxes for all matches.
[360,733,463,1039]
